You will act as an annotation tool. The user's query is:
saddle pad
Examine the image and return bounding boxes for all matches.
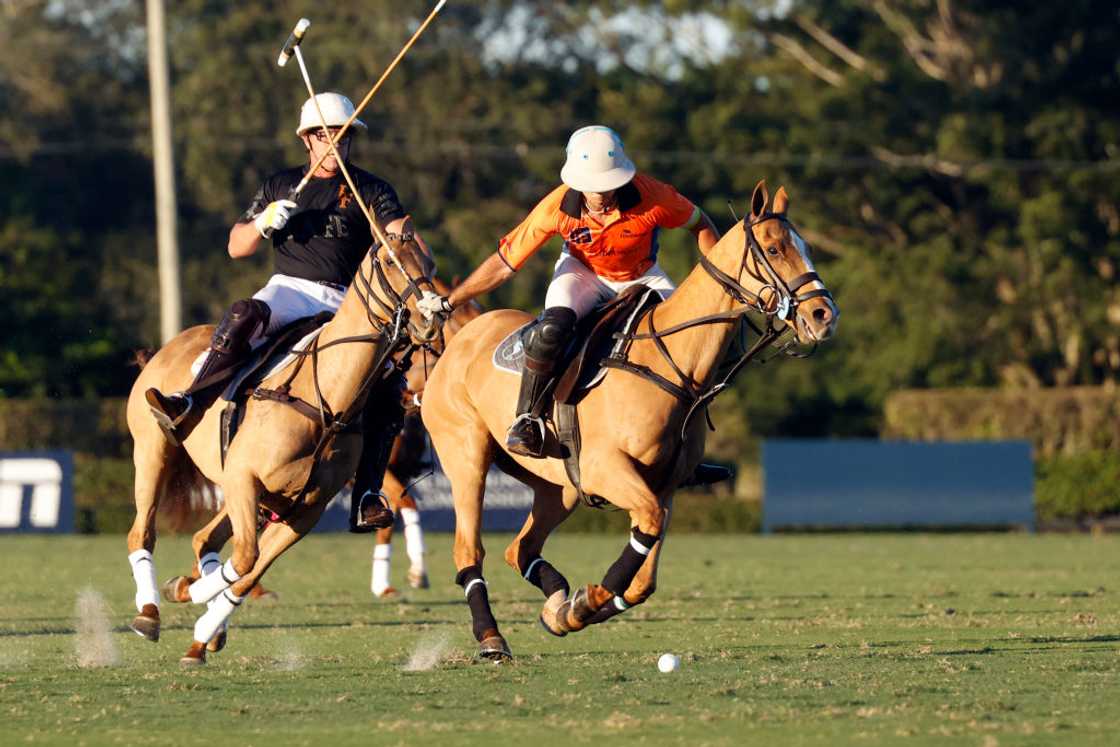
[491,321,607,389]
[220,325,327,401]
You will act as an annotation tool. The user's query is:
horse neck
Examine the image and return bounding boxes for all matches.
[306,256,390,412]
[640,223,751,390]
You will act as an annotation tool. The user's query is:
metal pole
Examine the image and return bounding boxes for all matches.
[146,0,182,343]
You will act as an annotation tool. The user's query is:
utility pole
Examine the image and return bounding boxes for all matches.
[146,0,182,343]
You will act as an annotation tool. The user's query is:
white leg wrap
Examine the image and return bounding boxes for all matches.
[193,590,242,644]
[613,595,630,611]
[400,508,425,570]
[371,543,392,595]
[189,559,241,604]
[128,549,159,612]
[198,551,221,578]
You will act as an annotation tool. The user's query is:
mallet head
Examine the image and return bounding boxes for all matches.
[277,18,311,67]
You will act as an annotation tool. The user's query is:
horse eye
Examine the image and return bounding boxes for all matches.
[766,244,780,256]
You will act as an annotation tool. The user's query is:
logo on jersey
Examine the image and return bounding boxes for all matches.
[567,227,592,244]
[337,184,353,210]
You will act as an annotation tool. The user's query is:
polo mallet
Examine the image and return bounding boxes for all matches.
[289,0,447,199]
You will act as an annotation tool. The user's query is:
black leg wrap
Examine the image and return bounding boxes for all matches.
[351,373,406,520]
[586,597,632,626]
[601,527,658,596]
[456,565,499,642]
[522,556,570,598]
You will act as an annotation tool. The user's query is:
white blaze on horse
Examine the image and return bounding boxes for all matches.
[421,181,838,660]
[124,234,437,665]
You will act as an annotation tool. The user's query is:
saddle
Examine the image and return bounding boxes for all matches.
[491,286,661,402]
[216,312,334,465]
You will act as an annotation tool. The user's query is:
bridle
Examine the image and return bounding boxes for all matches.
[603,212,835,439]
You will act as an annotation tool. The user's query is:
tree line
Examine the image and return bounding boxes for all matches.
[2,0,1117,441]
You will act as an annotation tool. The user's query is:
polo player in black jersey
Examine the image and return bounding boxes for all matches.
[146,92,423,533]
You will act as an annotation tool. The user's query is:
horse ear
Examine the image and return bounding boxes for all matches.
[749,180,769,220]
[772,186,789,215]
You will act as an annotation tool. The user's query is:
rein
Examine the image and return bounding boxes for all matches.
[604,212,834,440]
[253,238,433,519]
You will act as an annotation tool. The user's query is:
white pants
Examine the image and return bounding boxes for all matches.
[543,253,675,319]
[251,274,346,339]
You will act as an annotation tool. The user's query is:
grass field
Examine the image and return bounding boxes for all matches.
[2,532,1119,746]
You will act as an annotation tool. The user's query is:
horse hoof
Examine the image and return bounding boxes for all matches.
[539,590,569,637]
[564,585,611,631]
[206,626,227,653]
[160,576,192,604]
[407,569,430,589]
[129,604,160,642]
[180,641,207,666]
[477,634,513,663]
[374,587,400,600]
[249,586,279,603]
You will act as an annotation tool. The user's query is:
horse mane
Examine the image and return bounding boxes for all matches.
[131,348,156,369]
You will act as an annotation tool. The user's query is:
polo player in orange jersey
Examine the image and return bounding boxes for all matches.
[416,126,730,485]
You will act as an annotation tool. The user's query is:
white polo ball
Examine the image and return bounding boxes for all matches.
[657,653,680,673]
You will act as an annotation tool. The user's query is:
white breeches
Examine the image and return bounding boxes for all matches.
[190,274,346,377]
[251,274,346,338]
[543,253,675,320]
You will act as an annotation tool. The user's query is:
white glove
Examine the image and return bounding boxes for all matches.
[253,199,298,238]
[416,290,452,321]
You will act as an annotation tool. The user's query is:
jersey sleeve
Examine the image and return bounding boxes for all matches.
[362,179,407,225]
[239,177,276,223]
[649,177,700,230]
[497,187,564,270]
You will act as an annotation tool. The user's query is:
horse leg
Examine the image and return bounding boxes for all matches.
[561,456,667,632]
[159,507,231,603]
[371,469,403,598]
[585,497,675,627]
[126,441,175,642]
[499,467,579,637]
[440,430,510,661]
[181,500,326,666]
[185,474,260,606]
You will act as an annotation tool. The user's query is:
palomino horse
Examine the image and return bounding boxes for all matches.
[421,182,838,659]
[157,277,484,603]
[124,234,437,665]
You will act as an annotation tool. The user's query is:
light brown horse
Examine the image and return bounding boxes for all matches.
[124,235,436,665]
[157,277,483,602]
[421,182,838,659]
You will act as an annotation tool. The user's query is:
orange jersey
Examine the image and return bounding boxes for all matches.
[497,173,700,281]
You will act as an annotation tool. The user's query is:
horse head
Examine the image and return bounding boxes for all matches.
[364,231,442,345]
[740,180,838,345]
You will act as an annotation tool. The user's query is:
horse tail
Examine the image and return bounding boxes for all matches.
[159,452,221,532]
[132,348,156,369]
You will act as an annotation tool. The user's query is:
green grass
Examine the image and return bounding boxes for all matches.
[2,533,1119,746]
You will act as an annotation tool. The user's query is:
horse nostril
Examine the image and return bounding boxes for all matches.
[812,307,829,323]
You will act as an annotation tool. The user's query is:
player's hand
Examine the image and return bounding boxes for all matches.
[253,199,298,238]
[416,290,452,322]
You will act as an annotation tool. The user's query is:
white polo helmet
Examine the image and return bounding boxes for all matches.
[559,125,636,193]
[296,93,367,136]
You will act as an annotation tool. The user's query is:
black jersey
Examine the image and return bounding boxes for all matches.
[240,165,407,287]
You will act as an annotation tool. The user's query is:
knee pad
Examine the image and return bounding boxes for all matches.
[524,307,577,361]
[212,299,270,354]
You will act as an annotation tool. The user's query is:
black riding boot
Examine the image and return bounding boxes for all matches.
[350,371,406,533]
[146,298,270,446]
[505,307,577,458]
